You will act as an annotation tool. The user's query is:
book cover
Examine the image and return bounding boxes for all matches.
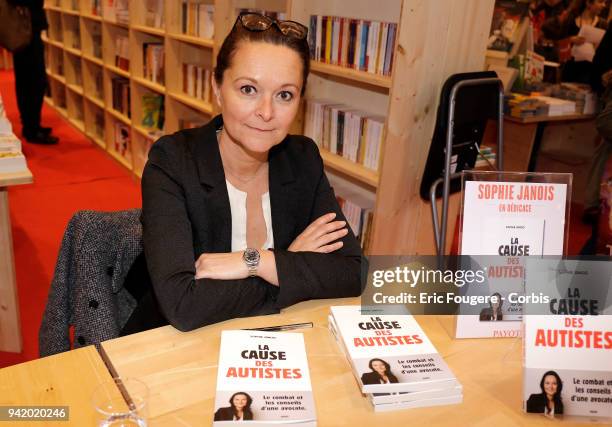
[523,258,612,421]
[214,330,317,425]
[330,306,460,394]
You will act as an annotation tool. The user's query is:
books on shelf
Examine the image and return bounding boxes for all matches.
[104,0,129,25]
[143,43,164,85]
[94,110,104,139]
[141,93,164,130]
[328,306,462,411]
[181,1,214,39]
[214,330,317,426]
[114,35,130,71]
[89,0,101,16]
[113,122,131,160]
[182,63,212,104]
[145,0,164,28]
[91,23,102,59]
[487,0,529,58]
[308,15,397,76]
[0,135,27,173]
[111,77,130,117]
[304,99,384,172]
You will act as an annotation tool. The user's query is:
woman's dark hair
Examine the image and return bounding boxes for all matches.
[214,18,311,96]
[229,392,253,419]
[368,358,391,375]
[490,292,503,311]
[569,0,600,16]
[539,371,564,412]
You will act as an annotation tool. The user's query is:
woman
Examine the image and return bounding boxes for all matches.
[479,292,504,321]
[542,0,607,83]
[526,371,564,416]
[121,13,363,334]
[361,358,399,385]
[214,392,254,421]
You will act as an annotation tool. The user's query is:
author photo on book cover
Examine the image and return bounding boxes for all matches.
[361,358,399,385]
[479,292,504,321]
[119,12,364,335]
[214,392,254,421]
[526,370,564,417]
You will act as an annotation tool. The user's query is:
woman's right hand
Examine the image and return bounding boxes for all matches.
[288,212,349,253]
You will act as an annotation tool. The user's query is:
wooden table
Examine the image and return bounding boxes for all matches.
[483,113,596,172]
[100,297,592,426]
[0,346,123,425]
[0,169,33,353]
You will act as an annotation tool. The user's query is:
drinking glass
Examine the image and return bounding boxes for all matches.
[92,377,148,427]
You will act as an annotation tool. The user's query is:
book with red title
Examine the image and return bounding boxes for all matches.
[329,306,461,394]
[213,330,316,426]
[523,258,612,421]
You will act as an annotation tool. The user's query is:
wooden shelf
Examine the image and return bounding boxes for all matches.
[46,38,64,49]
[107,108,131,126]
[319,149,379,188]
[102,19,129,29]
[85,94,105,109]
[167,32,214,48]
[133,124,163,140]
[310,61,392,89]
[132,25,165,37]
[44,5,62,13]
[81,14,103,22]
[62,8,80,16]
[132,76,165,94]
[83,54,104,67]
[504,113,596,124]
[86,131,105,148]
[64,46,82,57]
[48,72,66,85]
[106,64,130,78]
[167,91,213,115]
[108,149,132,169]
[66,83,84,96]
[68,117,85,132]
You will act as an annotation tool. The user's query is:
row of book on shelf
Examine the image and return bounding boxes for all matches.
[114,35,130,71]
[182,63,212,105]
[304,99,384,172]
[308,15,397,76]
[104,0,129,25]
[143,43,164,85]
[182,1,214,39]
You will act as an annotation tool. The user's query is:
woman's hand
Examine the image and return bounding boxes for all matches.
[288,212,349,253]
[570,35,585,45]
[195,252,248,280]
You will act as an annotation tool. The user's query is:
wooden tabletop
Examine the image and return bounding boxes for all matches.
[504,113,595,124]
[0,346,123,426]
[0,168,33,187]
[100,297,592,426]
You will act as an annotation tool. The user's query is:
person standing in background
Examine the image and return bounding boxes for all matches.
[10,0,58,144]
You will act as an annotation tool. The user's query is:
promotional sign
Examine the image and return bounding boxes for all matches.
[456,172,570,339]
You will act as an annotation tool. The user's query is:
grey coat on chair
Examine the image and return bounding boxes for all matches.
[39,209,143,357]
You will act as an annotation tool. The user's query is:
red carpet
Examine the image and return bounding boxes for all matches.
[0,70,140,368]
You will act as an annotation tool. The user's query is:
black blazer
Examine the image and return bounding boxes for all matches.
[213,407,253,421]
[526,393,563,415]
[479,308,503,321]
[142,115,364,332]
[361,371,399,385]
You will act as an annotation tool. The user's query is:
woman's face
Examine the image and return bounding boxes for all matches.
[371,360,387,374]
[213,41,303,154]
[232,394,248,409]
[588,0,606,15]
[543,375,558,396]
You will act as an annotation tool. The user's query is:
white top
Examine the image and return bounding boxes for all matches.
[226,179,274,251]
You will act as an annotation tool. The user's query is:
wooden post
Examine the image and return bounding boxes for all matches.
[369,0,495,255]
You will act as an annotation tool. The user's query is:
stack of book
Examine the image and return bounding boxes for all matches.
[182,63,212,104]
[0,94,27,173]
[328,306,463,412]
[532,96,576,116]
[141,93,164,131]
[144,0,164,28]
[504,93,548,118]
[213,330,317,426]
[304,99,384,172]
[143,43,164,85]
[111,77,130,117]
[474,146,497,169]
[114,35,130,72]
[308,15,397,76]
[550,83,597,115]
[181,1,214,39]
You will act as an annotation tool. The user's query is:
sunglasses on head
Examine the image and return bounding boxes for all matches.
[235,12,308,40]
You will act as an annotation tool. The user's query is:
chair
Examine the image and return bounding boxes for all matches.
[420,71,505,256]
[39,209,143,356]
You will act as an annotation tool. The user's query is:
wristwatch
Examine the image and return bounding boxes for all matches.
[242,248,261,277]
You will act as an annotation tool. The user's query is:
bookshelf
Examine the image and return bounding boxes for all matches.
[42,0,494,254]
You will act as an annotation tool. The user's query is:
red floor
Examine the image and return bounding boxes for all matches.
[0,70,140,368]
[0,69,594,369]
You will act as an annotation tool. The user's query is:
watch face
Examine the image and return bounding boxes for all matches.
[243,248,260,266]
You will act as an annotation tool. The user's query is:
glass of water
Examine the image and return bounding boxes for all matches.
[92,377,148,427]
